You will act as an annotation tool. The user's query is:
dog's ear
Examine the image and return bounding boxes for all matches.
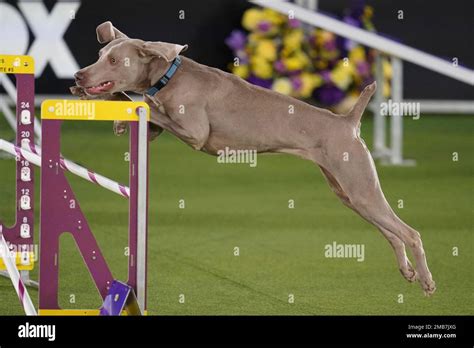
[96,21,128,44]
[139,41,188,62]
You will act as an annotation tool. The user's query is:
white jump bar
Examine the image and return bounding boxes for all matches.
[0,139,130,198]
[250,0,474,85]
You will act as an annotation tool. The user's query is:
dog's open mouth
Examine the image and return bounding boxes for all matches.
[85,81,114,94]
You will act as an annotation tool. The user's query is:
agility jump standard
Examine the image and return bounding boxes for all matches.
[39,100,150,315]
[0,56,37,304]
[1,55,149,315]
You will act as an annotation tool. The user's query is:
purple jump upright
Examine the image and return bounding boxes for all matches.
[0,55,36,287]
[38,100,150,316]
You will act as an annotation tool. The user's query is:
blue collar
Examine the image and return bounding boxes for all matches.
[146,56,182,96]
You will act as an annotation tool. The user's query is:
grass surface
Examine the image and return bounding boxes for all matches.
[0,112,472,315]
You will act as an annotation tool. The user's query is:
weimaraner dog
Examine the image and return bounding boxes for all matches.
[72,21,435,296]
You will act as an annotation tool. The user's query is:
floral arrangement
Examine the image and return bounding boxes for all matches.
[225,2,392,111]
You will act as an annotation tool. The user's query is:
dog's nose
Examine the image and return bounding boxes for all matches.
[74,71,84,81]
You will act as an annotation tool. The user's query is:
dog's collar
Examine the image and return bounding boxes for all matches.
[146,56,182,96]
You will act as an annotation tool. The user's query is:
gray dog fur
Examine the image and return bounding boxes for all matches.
[71,21,435,296]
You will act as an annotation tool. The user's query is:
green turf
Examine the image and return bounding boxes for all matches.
[0,112,472,315]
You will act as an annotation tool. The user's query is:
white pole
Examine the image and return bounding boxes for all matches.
[390,57,403,164]
[372,54,388,159]
[0,139,130,198]
[307,0,318,11]
[404,100,474,114]
[0,227,37,315]
[250,0,474,85]
[136,107,148,314]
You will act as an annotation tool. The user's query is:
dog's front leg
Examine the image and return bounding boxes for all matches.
[109,94,164,141]
[114,113,162,140]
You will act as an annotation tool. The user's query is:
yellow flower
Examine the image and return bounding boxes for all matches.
[283,29,304,53]
[242,8,263,31]
[243,8,284,35]
[251,56,273,79]
[262,8,285,26]
[353,73,363,85]
[331,64,353,90]
[383,81,391,98]
[314,29,335,46]
[364,6,374,20]
[256,39,277,61]
[283,51,309,71]
[315,59,328,70]
[248,32,265,45]
[232,65,249,79]
[272,78,292,95]
[337,59,355,75]
[349,46,366,63]
[299,73,323,98]
[321,31,335,43]
[320,48,340,61]
[383,59,392,79]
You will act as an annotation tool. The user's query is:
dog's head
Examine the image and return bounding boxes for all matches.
[73,21,188,96]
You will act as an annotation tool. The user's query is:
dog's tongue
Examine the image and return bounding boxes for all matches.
[86,81,114,94]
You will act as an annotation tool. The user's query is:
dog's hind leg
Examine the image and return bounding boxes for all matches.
[318,137,435,295]
[319,165,416,283]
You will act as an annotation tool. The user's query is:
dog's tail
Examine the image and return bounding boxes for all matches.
[346,81,377,127]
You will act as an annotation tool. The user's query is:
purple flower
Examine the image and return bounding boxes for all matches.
[343,15,361,28]
[323,39,337,51]
[357,61,370,76]
[321,70,332,83]
[336,36,349,56]
[291,76,303,90]
[247,75,273,89]
[308,33,317,48]
[288,69,303,77]
[236,50,249,64]
[274,60,286,74]
[225,30,247,51]
[257,20,272,33]
[313,85,345,106]
[347,0,365,19]
[343,38,357,52]
[288,18,301,28]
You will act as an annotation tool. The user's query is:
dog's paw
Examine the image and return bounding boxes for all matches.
[70,86,98,100]
[400,261,417,283]
[148,123,163,141]
[113,120,128,136]
[70,86,86,97]
[421,277,436,297]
